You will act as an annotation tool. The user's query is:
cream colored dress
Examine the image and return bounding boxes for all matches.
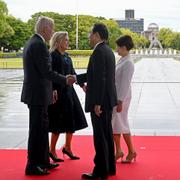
[112,55,134,134]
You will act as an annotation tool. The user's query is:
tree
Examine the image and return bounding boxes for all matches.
[77,15,97,49]
[0,0,15,50]
[100,19,122,49]
[0,22,14,50]
[170,32,180,50]
[27,12,121,49]
[120,28,149,48]
[28,12,77,48]
[1,16,32,51]
[157,28,174,48]
[0,0,8,38]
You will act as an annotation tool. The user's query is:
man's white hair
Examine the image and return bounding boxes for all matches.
[34,16,54,33]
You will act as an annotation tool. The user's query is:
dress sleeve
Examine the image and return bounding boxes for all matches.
[116,60,134,101]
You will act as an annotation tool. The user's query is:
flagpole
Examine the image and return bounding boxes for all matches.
[76,13,78,49]
[75,0,78,49]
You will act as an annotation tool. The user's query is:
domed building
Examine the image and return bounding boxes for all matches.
[143,23,163,50]
[143,23,159,41]
[148,23,159,32]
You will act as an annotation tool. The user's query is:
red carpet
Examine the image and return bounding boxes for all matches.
[0,136,180,180]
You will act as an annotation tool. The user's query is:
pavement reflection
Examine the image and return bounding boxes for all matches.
[0,58,180,148]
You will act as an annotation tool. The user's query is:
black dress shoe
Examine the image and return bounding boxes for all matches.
[109,171,116,176]
[41,163,59,170]
[49,152,64,162]
[82,173,107,180]
[25,166,50,175]
[81,173,99,179]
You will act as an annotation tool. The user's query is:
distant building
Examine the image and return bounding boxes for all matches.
[143,23,159,41]
[143,23,163,50]
[125,9,134,19]
[116,9,144,34]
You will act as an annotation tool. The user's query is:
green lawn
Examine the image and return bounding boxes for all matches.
[0,58,23,68]
[0,57,90,69]
[0,56,141,69]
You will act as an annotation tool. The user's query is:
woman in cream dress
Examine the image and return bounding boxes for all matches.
[112,35,137,163]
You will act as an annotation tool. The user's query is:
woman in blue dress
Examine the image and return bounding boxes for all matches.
[48,31,88,162]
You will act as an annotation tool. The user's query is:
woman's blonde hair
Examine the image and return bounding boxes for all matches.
[49,31,68,52]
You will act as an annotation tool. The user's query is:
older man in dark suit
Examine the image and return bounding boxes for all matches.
[21,16,75,175]
[77,23,117,180]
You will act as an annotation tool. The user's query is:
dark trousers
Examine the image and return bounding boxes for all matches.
[91,109,116,177]
[26,105,50,169]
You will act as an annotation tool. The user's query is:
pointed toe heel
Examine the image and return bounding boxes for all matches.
[49,152,64,162]
[62,148,80,160]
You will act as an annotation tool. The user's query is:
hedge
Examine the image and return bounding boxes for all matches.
[0,50,93,58]
[0,52,23,58]
[66,50,93,56]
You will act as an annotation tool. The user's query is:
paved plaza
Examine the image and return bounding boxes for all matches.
[0,58,180,149]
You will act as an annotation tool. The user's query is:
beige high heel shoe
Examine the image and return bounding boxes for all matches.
[115,151,124,161]
[121,152,137,163]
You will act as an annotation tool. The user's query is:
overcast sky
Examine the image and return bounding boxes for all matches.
[4,0,180,31]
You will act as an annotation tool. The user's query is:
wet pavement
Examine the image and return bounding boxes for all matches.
[130,58,180,135]
[0,58,180,149]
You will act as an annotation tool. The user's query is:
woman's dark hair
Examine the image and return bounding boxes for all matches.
[92,23,108,40]
[116,35,134,51]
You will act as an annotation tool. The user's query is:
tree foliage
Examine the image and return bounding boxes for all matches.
[101,19,122,49]
[1,16,32,51]
[0,0,12,39]
[0,1,180,51]
[120,28,149,48]
[27,12,123,50]
[157,28,180,50]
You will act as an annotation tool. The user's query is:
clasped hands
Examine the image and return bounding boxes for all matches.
[67,74,87,93]
[66,74,76,85]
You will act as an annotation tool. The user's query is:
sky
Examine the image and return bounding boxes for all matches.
[3,0,180,31]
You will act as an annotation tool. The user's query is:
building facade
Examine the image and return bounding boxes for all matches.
[116,9,144,34]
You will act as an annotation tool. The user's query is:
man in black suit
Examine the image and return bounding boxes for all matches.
[77,23,117,180]
[21,16,75,175]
